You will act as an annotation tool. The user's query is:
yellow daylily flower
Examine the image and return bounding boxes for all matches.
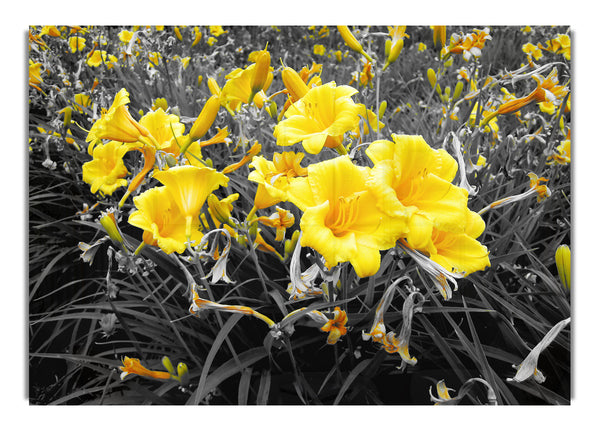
[221,63,273,111]
[68,36,86,53]
[129,186,203,254]
[248,151,308,209]
[365,134,469,241]
[82,140,131,196]
[383,26,409,71]
[29,60,44,91]
[209,25,227,37]
[86,88,152,149]
[286,156,408,278]
[138,108,185,152]
[152,165,229,239]
[273,82,361,154]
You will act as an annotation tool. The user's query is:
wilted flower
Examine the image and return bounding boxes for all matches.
[119,357,172,381]
[319,307,348,345]
[508,317,571,383]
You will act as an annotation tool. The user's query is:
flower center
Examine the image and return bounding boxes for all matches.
[325,193,362,237]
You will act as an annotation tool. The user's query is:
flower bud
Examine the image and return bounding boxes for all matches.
[162,356,175,375]
[378,100,387,120]
[177,362,189,386]
[453,80,464,101]
[427,68,437,89]
[267,100,278,119]
[337,26,373,62]
[555,244,571,290]
[99,209,125,247]
[282,66,309,102]
[207,77,221,96]
[189,95,220,141]
[61,106,72,128]
[251,48,271,97]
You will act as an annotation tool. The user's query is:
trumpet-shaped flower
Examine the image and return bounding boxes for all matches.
[82,140,131,196]
[274,82,361,154]
[366,135,470,246]
[221,63,273,111]
[86,88,152,148]
[153,165,229,239]
[286,156,408,278]
[139,108,185,151]
[248,151,308,209]
[128,186,204,254]
[29,60,44,91]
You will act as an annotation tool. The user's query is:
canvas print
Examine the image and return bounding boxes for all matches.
[28,25,571,405]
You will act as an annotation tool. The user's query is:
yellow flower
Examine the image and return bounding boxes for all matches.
[222,63,274,111]
[366,135,470,244]
[29,60,44,91]
[129,186,204,254]
[82,140,130,196]
[119,356,172,381]
[207,36,217,46]
[139,108,185,152]
[443,27,491,61]
[118,30,134,44]
[209,25,227,37]
[39,26,62,37]
[522,42,543,60]
[148,51,162,67]
[547,137,571,165]
[248,151,308,209]
[68,36,86,53]
[152,165,229,239]
[286,156,408,278]
[274,82,361,154]
[86,88,152,149]
[383,26,409,70]
[337,26,373,62]
[86,50,109,67]
[313,44,326,56]
[73,93,91,113]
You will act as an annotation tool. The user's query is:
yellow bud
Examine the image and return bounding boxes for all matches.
[284,230,301,257]
[427,68,437,89]
[453,80,464,101]
[267,100,278,119]
[337,25,373,62]
[189,95,220,141]
[378,100,387,120]
[174,26,182,41]
[555,244,571,290]
[207,193,233,226]
[152,97,168,111]
[444,86,451,99]
[62,106,72,128]
[387,38,404,66]
[385,39,391,58]
[162,356,175,375]
[197,75,203,87]
[177,362,189,386]
[444,57,454,68]
[251,49,271,96]
[99,210,125,247]
[282,66,309,102]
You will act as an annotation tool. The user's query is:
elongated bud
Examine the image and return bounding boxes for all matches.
[174,26,182,41]
[62,106,72,128]
[177,362,189,386]
[453,80,464,101]
[267,100,278,119]
[284,229,301,258]
[282,66,309,102]
[385,39,391,58]
[555,244,571,290]
[207,193,233,226]
[386,38,404,67]
[165,153,178,168]
[251,49,271,96]
[427,68,437,89]
[162,356,175,375]
[99,210,125,248]
[337,26,373,62]
[378,100,387,120]
[189,95,220,141]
